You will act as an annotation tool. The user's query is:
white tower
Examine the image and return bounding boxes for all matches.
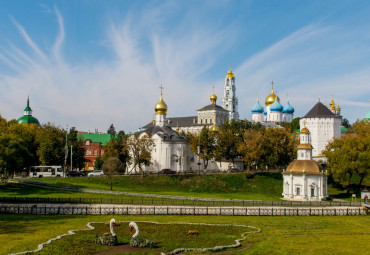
[222,67,239,121]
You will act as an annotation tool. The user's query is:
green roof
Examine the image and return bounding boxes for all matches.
[24,97,32,111]
[77,133,112,145]
[366,111,370,120]
[17,115,40,125]
[341,126,348,132]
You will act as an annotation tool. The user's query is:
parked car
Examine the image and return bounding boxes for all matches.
[158,169,176,175]
[88,170,104,177]
[66,171,84,177]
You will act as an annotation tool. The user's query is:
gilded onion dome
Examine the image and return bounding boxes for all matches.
[210,122,219,133]
[337,105,341,111]
[225,68,235,79]
[210,93,217,104]
[155,92,168,114]
[300,127,309,133]
[265,84,280,106]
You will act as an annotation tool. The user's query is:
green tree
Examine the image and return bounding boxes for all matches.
[94,156,104,170]
[342,118,351,128]
[102,157,125,190]
[66,127,86,170]
[0,133,31,174]
[291,117,301,132]
[238,129,264,171]
[126,133,154,178]
[107,124,116,138]
[102,130,129,171]
[325,120,370,190]
[36,124,65,166]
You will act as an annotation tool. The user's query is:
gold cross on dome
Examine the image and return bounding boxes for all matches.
[303,120,307,127]
[212,85,215,94]
[159,85,164,95]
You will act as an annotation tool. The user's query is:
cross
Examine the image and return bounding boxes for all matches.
[271,81,274,90]
[212,85,215,94]
[159,85,164,95]
[319,96,321,102]
[303,120,307,127]
[286,93,289,101]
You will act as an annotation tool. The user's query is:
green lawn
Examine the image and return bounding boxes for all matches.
[19,173,284,201]
[0,214,369,255]
[16,172,368,202]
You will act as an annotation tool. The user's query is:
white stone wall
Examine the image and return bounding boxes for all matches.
[282,113,293,123]
[282,173,327,200]
[300,117,341,157]
[252,113,264,123]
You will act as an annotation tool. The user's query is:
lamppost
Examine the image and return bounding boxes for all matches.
[70,145,73,171]
[197,133,201,175]
[64,125,68,177]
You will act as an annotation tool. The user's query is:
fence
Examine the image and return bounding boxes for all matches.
[0,196,362,207]
[0,204,366,216]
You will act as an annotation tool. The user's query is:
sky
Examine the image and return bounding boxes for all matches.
[0,0,369,132]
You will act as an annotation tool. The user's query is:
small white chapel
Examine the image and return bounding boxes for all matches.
[282,123,328,200]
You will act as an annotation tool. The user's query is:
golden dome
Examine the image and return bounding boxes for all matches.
[210,123,219,133]
[265,82,280,106]
[337,105,341,111]
[155,94,168,114]
[283,160,323,175]
[297,143,313,150]
[300,127,310,133]
[210,93,217,104]
[225,68,235,79]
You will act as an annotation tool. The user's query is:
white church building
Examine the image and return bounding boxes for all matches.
[251,82,294,124]
[282,126,328,200]
[300,100,342,157]
[130,89,191,174]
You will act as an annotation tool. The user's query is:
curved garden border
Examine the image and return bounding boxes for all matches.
[10,221,261,255]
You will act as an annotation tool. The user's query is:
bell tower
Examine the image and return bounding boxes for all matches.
[222,67,239,121]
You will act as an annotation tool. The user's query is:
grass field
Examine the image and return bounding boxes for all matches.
[1,214,369,255]
[15,172,367,202]
[17,173,291,201]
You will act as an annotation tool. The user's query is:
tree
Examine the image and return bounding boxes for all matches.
[198,126,215,170]
[0,133,31,174]
[238,129,264,171]
[342,118,351,128]
[67,127,86,170]
[102,157,125,191]
[126,133,154,178]
[291,117,301,132]
[325,120,370,190]
[36,124,65,166]
[101,130,129,171]
[94,156,104,170]
[107,124,116,138]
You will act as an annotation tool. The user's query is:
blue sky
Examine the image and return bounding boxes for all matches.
[0,0,369,132]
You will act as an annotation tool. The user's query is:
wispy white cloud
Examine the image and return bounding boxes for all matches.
[0,2,369,132]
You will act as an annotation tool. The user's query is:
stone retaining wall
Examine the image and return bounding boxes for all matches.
[0,203,367,216]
